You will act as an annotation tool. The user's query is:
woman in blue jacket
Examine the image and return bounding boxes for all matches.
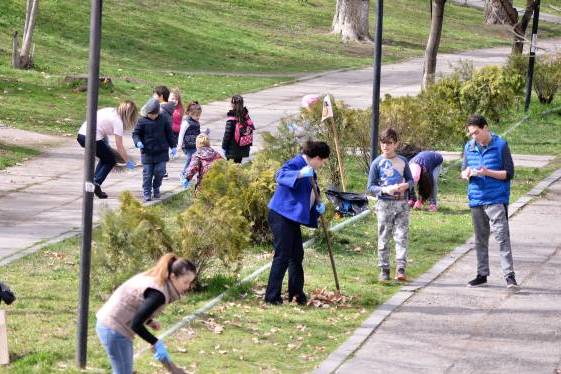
[265,140,330,305]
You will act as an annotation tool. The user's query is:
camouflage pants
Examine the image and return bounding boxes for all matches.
[375,199,410,269]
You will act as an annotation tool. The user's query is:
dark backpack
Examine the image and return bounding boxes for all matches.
[228,116,254,147]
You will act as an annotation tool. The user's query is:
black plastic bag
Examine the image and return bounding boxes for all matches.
[0,282,15,305]
[325,189,369,216]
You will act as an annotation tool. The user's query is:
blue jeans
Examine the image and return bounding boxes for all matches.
[142,161,166,198]
[77,134,116,186]
[96,321,133,374]
[182,148,196,175]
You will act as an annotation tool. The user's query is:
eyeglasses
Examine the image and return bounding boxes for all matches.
[466,129,481,137]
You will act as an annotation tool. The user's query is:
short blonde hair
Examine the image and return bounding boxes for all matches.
[196,134,210,148]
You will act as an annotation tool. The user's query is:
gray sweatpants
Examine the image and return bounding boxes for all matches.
[471,204,515,278]
[376,199,410,269]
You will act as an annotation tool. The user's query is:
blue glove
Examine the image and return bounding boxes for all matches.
[126,160,135,170]
[153,340,170,363]
[136,141,144,149]
[181,178,190,189]
[299,166,314,178]
[316,202,326,215]
[170,148,177,158]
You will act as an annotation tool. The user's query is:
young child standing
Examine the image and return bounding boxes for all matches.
[367,128,414,282]
[132,98,177,202]
[178,101,203,177]
[183,133,223,191]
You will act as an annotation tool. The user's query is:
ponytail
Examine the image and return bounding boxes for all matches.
[230,95,246,126]
[145,253,197,286]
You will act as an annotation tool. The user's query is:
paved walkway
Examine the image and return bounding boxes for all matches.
[452,0,561,25]
[1,39,560,263]
[316,175,561,373]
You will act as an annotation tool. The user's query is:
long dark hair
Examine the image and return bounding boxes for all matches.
[417,169,433,201]
[231,94,247,125]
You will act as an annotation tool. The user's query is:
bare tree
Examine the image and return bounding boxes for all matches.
[423,0,447,88]
[332,0,372,42]
[512,0,536,54]
[12,0,39,69]
[484,0,518,25]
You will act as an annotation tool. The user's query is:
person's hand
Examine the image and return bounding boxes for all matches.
[382,184,398,195]
[147,320,160,330]
[136,141,144,149]
[299,166,314,178]
[126,160,135,170]
[181,178,190,189]
[315,202,326,215]
[170,148,177,158]
[461,168,472,180]
[476,166,488,177]
[153,340,170,363]
[397,182,409,193]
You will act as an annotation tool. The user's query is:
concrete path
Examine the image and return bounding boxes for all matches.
[318,176,561,373]
[440,151,556,168]
[1,39,561,263]
[452,0,561,25]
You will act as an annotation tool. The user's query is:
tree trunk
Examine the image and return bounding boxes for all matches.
[13,0,39,69]
[332,0,372,42]
[512,0,535,54]
[484,0,518,25]
[423,1,446,89]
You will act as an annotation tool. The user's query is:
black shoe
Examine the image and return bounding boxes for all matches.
[94,184,108,199]
[290,293,308,306]
[264,297,283,305]
[505,274,520,290]
[163,172,169,179]
[467,274,487,287]
[153,190,161,199]
[378,268,390,282]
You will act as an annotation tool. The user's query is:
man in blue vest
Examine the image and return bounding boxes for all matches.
[461,114,518,289]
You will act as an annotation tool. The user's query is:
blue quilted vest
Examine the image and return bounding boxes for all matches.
[464,134,511,207]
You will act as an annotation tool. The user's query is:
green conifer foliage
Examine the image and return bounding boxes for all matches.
[93,191,174,293]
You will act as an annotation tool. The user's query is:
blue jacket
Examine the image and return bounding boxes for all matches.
[268,155,319,228]
[463,134,513,207]
[132,114,177,164]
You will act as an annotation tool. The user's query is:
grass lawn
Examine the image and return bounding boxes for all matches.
[1,0,561,134]
[0,142,40,170]
[1,150,559,373]
[492,99,561,155]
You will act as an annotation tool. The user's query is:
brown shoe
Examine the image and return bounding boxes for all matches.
[395,268,407,281]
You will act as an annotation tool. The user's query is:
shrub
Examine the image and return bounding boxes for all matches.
[243,153,280,243]
[533,55,561,104]
[93,192,173,294]
[176,195,251,278]
[460,65,524,122]
[261,118,303,165]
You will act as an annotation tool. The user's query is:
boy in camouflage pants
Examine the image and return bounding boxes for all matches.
[367,128,414,281]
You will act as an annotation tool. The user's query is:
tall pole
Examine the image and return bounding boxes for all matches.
[370,0,383,162]
[77,0,102,368]
[524,0,541,112]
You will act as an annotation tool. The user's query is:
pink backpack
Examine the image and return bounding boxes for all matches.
[228,116,254,147]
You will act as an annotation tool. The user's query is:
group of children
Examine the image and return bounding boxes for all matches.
[368,119,517,290]
[92,105,518,373]
[79,86,255,202]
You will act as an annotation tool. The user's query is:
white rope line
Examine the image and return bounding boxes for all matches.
[134,209,372,358]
